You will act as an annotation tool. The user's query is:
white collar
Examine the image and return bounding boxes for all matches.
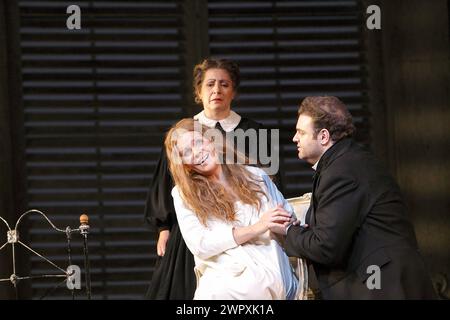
[193,110,242,132]
[312,160,320,171]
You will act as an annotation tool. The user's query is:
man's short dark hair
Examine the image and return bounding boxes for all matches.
[298,96,355,141]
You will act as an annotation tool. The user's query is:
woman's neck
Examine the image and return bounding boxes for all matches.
[204,109,231,121]
[214,169,239,202]
[210,164,225,182]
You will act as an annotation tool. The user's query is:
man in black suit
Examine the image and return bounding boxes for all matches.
[272,96,436,299]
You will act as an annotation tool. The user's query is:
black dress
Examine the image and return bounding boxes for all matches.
[144,117,281,299]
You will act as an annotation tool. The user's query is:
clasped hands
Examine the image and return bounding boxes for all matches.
[259,204,304,236]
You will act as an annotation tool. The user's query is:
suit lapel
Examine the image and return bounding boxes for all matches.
[307,138,353,228]
[309,171,320,227]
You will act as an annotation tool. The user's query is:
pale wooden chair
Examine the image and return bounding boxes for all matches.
[287,193,313,300]
[287,192,311,226]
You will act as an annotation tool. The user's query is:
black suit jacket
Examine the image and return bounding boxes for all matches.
[286,138,436,299]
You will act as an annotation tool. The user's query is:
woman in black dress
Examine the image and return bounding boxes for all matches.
[144,58,279,299]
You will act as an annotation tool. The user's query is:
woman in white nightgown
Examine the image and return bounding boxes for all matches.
[164,118,300,300]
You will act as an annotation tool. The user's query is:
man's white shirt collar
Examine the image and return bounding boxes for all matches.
[193,110,241,132]
[312,160,319,171]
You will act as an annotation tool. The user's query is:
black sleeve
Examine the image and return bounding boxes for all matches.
[143,146,176,232]
[285,171,365,266]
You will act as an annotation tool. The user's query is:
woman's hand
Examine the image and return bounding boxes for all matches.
[157,230,170,256]
[255,204,292,235]
[232,205,291,245]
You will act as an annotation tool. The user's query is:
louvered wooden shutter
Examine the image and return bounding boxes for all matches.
[207,0,369,197]
[19,0,185,299]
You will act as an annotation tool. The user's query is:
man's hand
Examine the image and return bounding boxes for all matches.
[256,204,292,234]
[269,216,308,235]
[269,220,290,235]
[233,205,292,245]
[157,230,170,256]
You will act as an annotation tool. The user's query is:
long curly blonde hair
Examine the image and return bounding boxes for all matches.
[165,118,267,226]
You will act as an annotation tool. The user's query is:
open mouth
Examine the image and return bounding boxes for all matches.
[197,154,209,165]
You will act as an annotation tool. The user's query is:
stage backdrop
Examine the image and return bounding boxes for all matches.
[5,0,428,300]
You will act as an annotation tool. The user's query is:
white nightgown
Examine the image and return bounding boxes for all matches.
[172,166,299,300]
